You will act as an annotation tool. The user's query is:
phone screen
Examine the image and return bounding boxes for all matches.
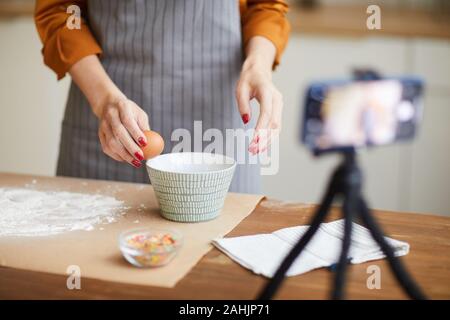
[302,78,423,152]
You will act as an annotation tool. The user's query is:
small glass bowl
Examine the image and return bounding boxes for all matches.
[118,227,183,268]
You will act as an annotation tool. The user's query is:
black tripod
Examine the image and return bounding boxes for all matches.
[258,151,427,300]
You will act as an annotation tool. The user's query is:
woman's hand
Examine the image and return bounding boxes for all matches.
[236,36,283,155]
[97,94,150,167]
[69,55,150,168]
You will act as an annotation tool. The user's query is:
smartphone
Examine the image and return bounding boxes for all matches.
[302,77,424,153]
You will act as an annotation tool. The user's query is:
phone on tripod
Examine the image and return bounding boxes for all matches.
[302,77,424,154]
[259,75,427,301]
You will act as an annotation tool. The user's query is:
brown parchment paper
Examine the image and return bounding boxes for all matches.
[0,173,264,288]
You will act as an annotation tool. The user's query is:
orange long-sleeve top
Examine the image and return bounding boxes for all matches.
[35,0,290,80]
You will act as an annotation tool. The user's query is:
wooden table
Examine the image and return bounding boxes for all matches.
[0,173,449,299]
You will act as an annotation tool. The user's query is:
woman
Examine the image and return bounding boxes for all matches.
[35,0,290,193]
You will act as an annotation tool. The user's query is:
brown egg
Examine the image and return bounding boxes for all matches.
[141,130,164,159]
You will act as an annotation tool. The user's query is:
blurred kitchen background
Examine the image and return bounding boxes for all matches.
[0,0,449,215]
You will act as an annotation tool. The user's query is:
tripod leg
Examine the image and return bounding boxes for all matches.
[331,163,362,300]
[358,198,427,300]
[331,172,358,299]
[257,170,340,300]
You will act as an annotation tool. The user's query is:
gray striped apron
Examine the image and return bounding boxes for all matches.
[57,0,261,194]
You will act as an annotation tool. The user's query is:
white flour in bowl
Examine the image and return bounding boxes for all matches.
[0,187,126,237]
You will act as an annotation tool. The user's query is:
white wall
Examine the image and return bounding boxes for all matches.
[0,17,449,216]
[265,35,450,216]
[0,17,70,176]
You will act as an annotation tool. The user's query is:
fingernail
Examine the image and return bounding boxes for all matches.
[131,159,142,168]
[134,152,144,161]
[138,137,147,147]
[242,114,249,124]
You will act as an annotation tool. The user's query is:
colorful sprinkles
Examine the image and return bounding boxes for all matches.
[123,231,181,267]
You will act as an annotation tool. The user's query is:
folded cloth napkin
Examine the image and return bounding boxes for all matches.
[213,219,409,278]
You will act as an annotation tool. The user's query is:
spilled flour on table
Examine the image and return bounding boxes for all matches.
[0,187,126,237]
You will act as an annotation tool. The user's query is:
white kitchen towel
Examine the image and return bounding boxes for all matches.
[213,219,410,277]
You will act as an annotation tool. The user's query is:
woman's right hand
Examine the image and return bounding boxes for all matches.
[97,94,150,168]
[67,55,150,168]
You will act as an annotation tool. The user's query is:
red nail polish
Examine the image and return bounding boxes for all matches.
[131,159,142,168]
[138,137,147,147]
[134,152,144,161]
[242,114,249,124]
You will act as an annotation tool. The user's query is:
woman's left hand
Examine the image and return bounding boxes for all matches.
[236,36,283,155]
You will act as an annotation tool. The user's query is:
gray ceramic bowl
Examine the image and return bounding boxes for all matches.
[146,152,236,222]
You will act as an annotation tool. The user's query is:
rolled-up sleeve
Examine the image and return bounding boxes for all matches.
[35,0,102,80]
[240,0,291,68]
